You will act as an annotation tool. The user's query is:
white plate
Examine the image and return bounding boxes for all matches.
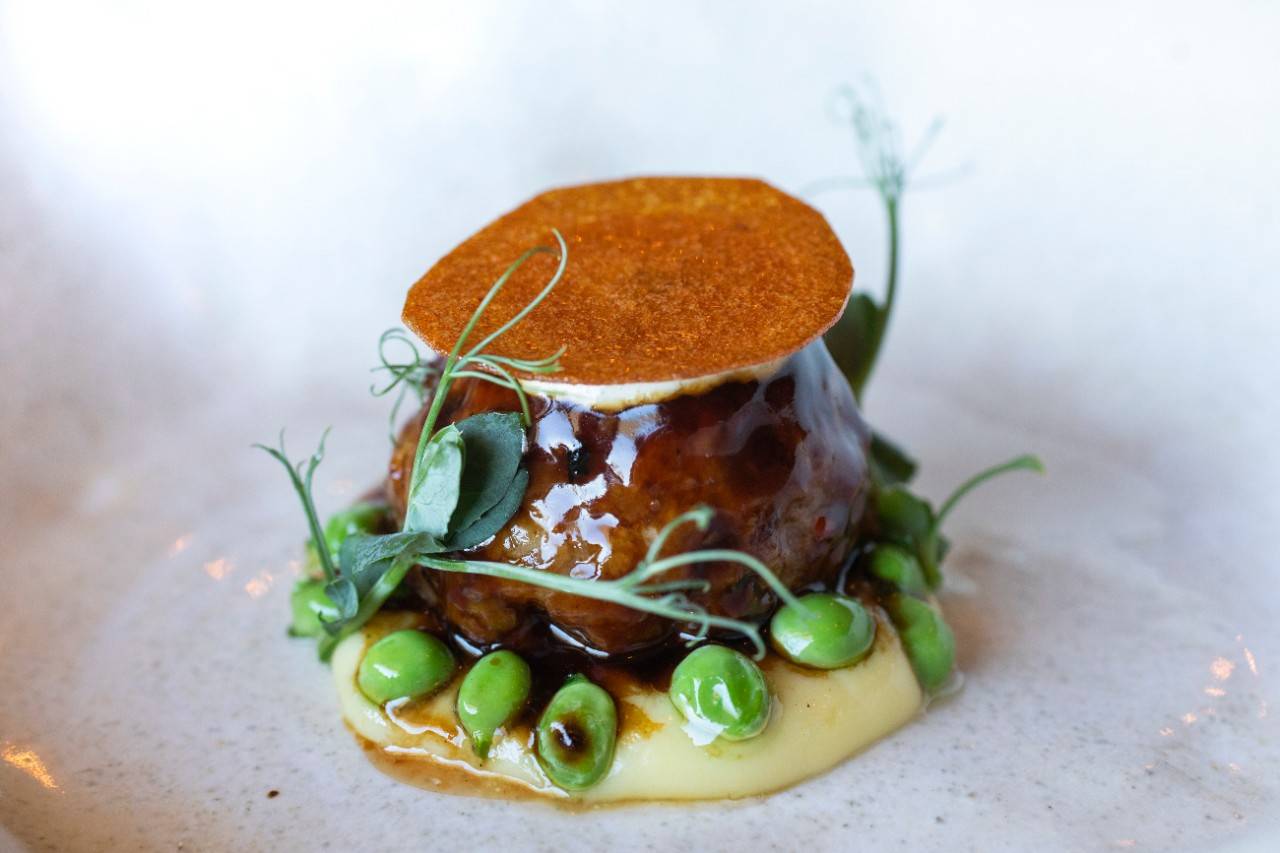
[2,3,1278,850]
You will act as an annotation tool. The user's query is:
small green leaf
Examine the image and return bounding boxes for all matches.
[316,529,447,659]
[874,485,934,543]
[823,293,880,400]
[324,578,358,620]
[339,530,443,600]
[405,424,465,537]
[451,412,525,535]
[446,468,529,551]
[873,485,943,589]
[869,429,917,485]
[318,555,417,662]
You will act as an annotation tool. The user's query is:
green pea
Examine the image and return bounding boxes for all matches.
[770,593,876,669]
[288,578,339,637]
[866,544,928,596]
[323,501,388,565]
[669,645,770,743]
[457,651,532,760]
[357,630,456,704]
[536,675,617,790]
[887,594,956,694]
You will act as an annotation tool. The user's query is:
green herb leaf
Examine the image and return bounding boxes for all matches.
[451,412,526,535]
[868,428,918,486]
[874,485,934,542]
[313,529,448,660]
[253,430,338,582]
[872,485,942,588]
[446,467,529,551]
[824,292,881,403]
[404,424,465,537]
[324,578,358,619]
[339,530,443,601]
[317,553,418,662]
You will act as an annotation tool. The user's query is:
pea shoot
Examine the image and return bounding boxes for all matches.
[261,233,805,664]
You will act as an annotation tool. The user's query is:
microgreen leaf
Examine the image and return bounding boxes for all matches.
[451,412,526,534]
[404,424,465,537]
[824,292,881,405]
[253,430,337,582]
[314,529,447,660]
[324,578,358,619]
[868,428,918,486]
[339,530,443,597]
[874,485,934,542]
[317,552,420,662]
[445,467,529,552]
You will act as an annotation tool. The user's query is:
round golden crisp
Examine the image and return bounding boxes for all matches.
[402,177,853,385]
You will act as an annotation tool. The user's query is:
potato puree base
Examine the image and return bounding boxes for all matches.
[334,611,924,803]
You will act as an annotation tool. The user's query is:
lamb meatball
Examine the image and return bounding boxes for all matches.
[387,342,870,657]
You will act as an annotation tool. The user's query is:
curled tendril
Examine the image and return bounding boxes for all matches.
[376,229,568,448]
[370,328,439,445]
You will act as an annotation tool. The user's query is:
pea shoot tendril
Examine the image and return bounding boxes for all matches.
[806,78,1044,595]
[419,507,803,660]
[370,328,438,445]
[254,429,336,582]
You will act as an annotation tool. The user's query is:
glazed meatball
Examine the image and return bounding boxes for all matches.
[387,343,870,657]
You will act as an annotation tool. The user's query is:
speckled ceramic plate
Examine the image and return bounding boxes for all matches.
[2,3,1279,850]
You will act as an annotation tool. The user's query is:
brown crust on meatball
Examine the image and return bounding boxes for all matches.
[401,177,853,385]
[386,344,870,657]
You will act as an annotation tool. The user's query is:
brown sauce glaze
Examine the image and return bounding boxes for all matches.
[386,342,871,660]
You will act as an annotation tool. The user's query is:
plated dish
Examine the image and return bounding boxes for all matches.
[260,176,1039,802]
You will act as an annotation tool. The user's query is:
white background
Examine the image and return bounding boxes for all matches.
[2,2,1278,851]
[2,1,1278,516]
